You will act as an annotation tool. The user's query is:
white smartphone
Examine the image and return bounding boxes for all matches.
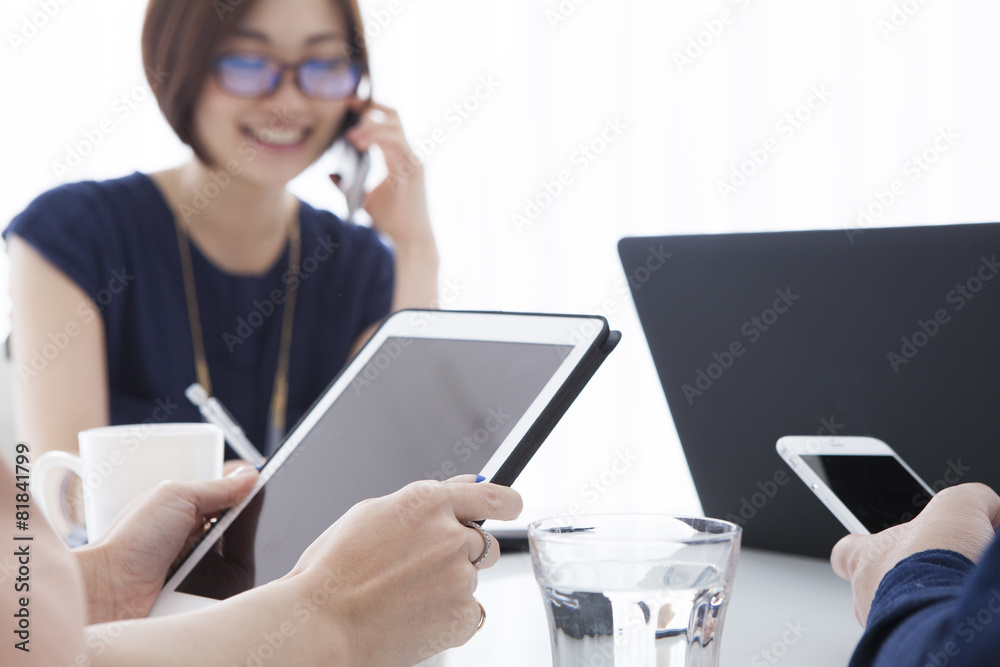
[776,435,935,534]
[327,136,370,222]
[327,92,372,223]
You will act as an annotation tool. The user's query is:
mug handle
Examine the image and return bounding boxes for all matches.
[30,451,84,543]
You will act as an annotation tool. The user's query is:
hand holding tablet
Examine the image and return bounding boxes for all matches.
[33,468,517,665]
[74,467,259,623]
[285,478,522,664]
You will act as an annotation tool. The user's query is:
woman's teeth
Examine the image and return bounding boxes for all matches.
[251,128,307,145]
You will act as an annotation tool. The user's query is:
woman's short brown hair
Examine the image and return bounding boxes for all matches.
[141,0,368,165]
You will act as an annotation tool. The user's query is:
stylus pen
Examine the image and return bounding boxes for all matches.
[185,383,266,468]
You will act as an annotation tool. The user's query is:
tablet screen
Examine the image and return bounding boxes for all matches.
[176,336,573,600]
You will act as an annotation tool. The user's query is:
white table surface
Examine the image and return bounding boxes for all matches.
[433,547,863,666]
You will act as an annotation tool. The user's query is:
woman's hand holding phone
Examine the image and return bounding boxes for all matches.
[340,98,434,249]
[337,97,439,321]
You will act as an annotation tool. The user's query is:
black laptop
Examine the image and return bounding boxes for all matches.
[619,224,1000,558]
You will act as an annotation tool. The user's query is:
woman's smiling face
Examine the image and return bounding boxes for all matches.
[192,0,356,187]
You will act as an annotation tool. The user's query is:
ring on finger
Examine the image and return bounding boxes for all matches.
[474,598,486,633]
[462,521,492,566]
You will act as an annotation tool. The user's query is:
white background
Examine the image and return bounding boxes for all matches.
[2,0,1000,527]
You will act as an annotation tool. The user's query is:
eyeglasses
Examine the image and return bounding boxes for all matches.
[211,53,363,100]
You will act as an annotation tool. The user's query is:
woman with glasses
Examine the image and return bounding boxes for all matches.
[5,0,438,464]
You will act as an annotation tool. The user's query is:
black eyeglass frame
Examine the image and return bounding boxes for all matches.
[210,53,366,100]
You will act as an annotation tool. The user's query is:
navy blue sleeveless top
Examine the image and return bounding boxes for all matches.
[5,173,393,455]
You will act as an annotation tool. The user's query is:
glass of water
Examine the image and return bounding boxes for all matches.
[528,514,741,667]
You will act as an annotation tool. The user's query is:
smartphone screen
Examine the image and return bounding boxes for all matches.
[800,454,932,533]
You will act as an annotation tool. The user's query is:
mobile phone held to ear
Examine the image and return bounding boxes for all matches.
[328,142,370,223]
[776,435,935,535]
[329,108,371,223]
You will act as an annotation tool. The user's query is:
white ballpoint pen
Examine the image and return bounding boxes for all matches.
[185,383,266,468]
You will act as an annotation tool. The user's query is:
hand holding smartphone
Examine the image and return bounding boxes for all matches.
[777,435,935,534]
[326,95,434,259]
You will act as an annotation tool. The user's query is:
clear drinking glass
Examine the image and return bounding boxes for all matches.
[528,514,741,667]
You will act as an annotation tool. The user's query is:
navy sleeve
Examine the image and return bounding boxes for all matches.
[4,182,117,301]
[850,540,1000,666]
[359,234,394,330]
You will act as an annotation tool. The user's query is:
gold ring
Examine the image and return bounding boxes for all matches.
[474,599,486,633]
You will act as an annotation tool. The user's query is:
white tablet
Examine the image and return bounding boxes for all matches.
[153,309,618,615]
[776,435,935,535]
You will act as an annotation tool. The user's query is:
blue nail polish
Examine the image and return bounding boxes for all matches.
[475,475,486,483]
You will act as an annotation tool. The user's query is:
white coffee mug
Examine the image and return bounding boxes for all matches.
[31,422,224,543]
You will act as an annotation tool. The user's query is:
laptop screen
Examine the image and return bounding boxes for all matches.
[620,224,1000,557]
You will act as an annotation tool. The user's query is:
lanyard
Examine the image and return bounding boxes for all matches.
[173,211,300,454]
